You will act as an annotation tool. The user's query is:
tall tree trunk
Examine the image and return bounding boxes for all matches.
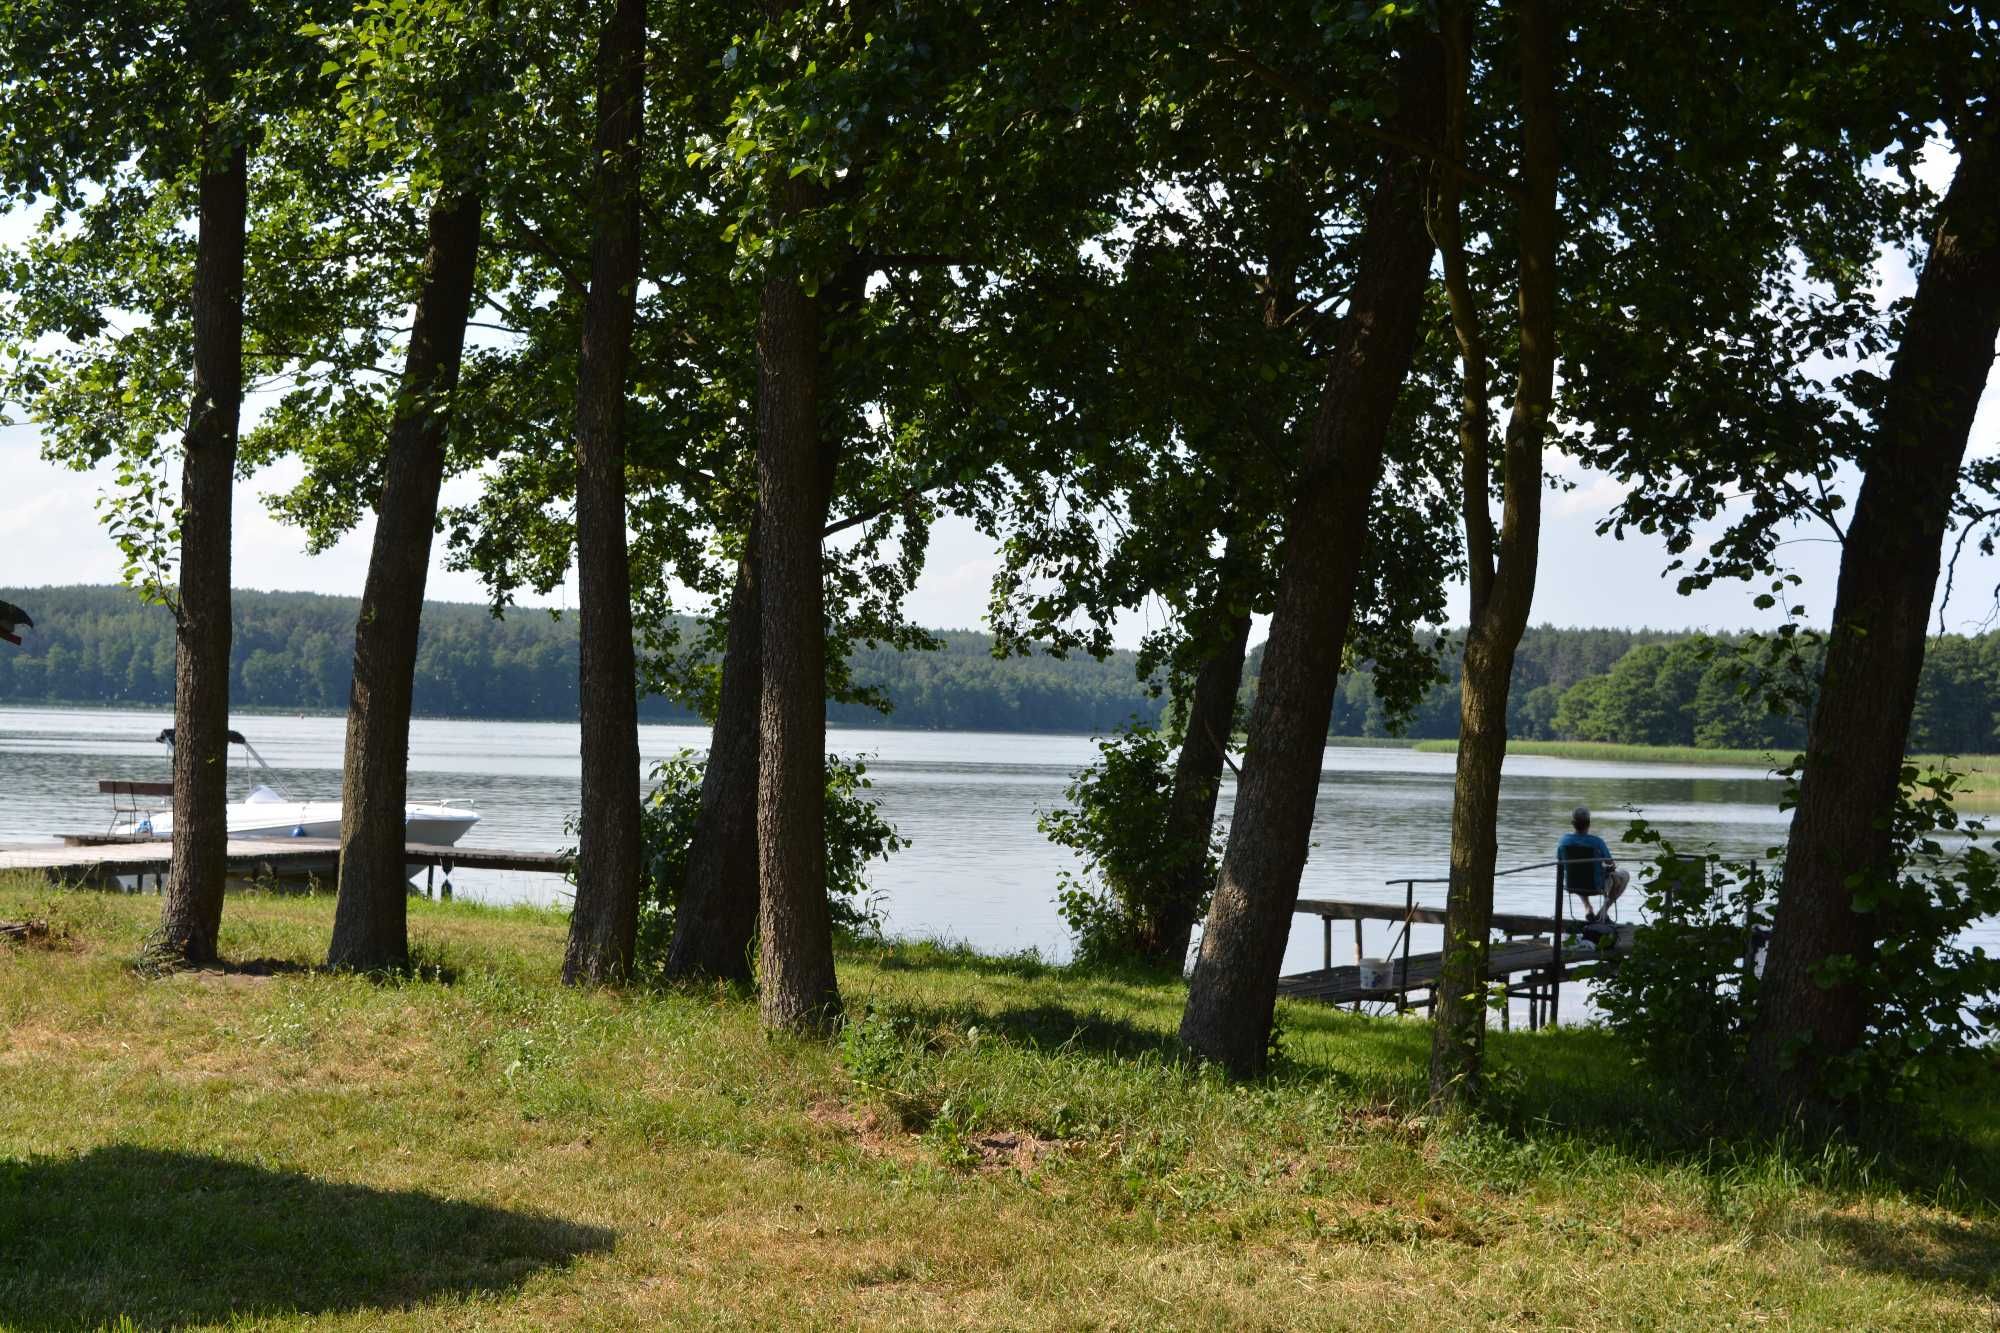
[326,187,483,972]
[1153,571,1253,970]
[1745,111,2000,1115]
[1178,35,1445,1076]
[563,0,649,986]
[665,527,762,984]
[1428,0,1559,1112]
[754,171,842,1032]
[154,127,246,967]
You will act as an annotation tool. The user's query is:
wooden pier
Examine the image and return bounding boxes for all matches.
[1279,897,1635,1030]
[0,835,569,898]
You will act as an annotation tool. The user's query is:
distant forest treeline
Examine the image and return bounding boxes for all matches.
[0,586,1168,732]
[1323,628,2000,755]
[14,585,1992,749]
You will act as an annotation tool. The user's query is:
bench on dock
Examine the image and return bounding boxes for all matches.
[97,780,175,799]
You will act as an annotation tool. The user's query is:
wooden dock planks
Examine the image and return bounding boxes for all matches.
[1278,893,1637,1028]
[1276,929,1629,1008]
[0,836,569,885]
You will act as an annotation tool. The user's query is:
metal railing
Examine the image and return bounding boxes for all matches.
[1381,853,1775,1026]
[1365,856,1620,1017]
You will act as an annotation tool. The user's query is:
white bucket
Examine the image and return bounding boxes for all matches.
[1359,958,1396,989]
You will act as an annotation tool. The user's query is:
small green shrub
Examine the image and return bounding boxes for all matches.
[1595,825,1770,1092]
[1816,763,2000,1104]
[839,1007,945,1128]
[1600,763,2000,1111]
[1039,722,1219,969]
[629,750,905,978]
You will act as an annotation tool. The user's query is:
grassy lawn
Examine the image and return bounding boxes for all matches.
[3,879,1997,1329]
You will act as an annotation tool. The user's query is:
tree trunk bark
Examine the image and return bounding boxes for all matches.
[563,0,649,986]
[326,186,483,972]
[155,128,246,968]
[1153,584,1252,971]
[1428,0,1558,1113]
[754,174,842,1032]
[1745,109,2000,1115]
[665,528,762,983]
[1178,35,1444,1076]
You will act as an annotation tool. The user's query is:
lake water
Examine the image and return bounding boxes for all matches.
[0,703,1825,1015]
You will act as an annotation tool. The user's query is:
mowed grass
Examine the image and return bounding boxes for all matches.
[2,879,1998,1330]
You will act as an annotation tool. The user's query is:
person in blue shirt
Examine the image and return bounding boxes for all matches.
[1556,806,1629,923]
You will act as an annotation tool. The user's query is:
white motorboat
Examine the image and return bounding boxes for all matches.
[108,728,480,881]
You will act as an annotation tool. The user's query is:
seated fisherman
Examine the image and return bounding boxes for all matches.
[1557,806,1630,923]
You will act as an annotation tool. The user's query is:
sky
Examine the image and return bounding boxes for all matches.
[4,391,1995,650]
[3,151,1996,651]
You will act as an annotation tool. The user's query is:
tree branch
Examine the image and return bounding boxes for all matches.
[498,209,588,298]
[1424,5,1496,619]
[867,251,972,270]
[1212,48,1523,201]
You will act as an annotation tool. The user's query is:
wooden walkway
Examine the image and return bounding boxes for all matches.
[1277,927,1632,1004]
[1279,896,1636,1030]
[0,836,568,895]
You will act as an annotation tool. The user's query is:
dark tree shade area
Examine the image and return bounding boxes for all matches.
[0,586,1170,733]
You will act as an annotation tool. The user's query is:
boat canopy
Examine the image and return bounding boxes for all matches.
[157,728,249,747]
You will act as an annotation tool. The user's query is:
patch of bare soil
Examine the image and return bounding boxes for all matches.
[967,1130,1058,1174]
[0,919,70,951]
[807,1099,925,1164]
[167,958,313,987]
[808,1100,1062,1176]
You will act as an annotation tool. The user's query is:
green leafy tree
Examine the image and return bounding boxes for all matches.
[705,0,1150,1030]
[310,0,553,971]
[1178,5,1453,1078]
[1428,0,1561,1112]
[1563,2,1999,1116]
[0,0,328,965]
[562,0,650,987]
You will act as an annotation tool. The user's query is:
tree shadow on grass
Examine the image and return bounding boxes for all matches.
[1816,1211,2000,1300]
[0,1145,613,1330]
[1470,1026,2000,1217]
[855,939,1065,981]
[978,1001,1186,1060]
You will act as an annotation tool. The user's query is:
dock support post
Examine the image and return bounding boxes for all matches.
[1351,920,1364,1011]
[426,861,435,900]
[1399,879,1415,1015]
[1549,868,1566,1030]
[1740,857,1760,995]
[1323,916,1332,971]
[441,857,453,901]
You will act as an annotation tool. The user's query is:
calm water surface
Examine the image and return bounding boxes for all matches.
[0,702,1814,989]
